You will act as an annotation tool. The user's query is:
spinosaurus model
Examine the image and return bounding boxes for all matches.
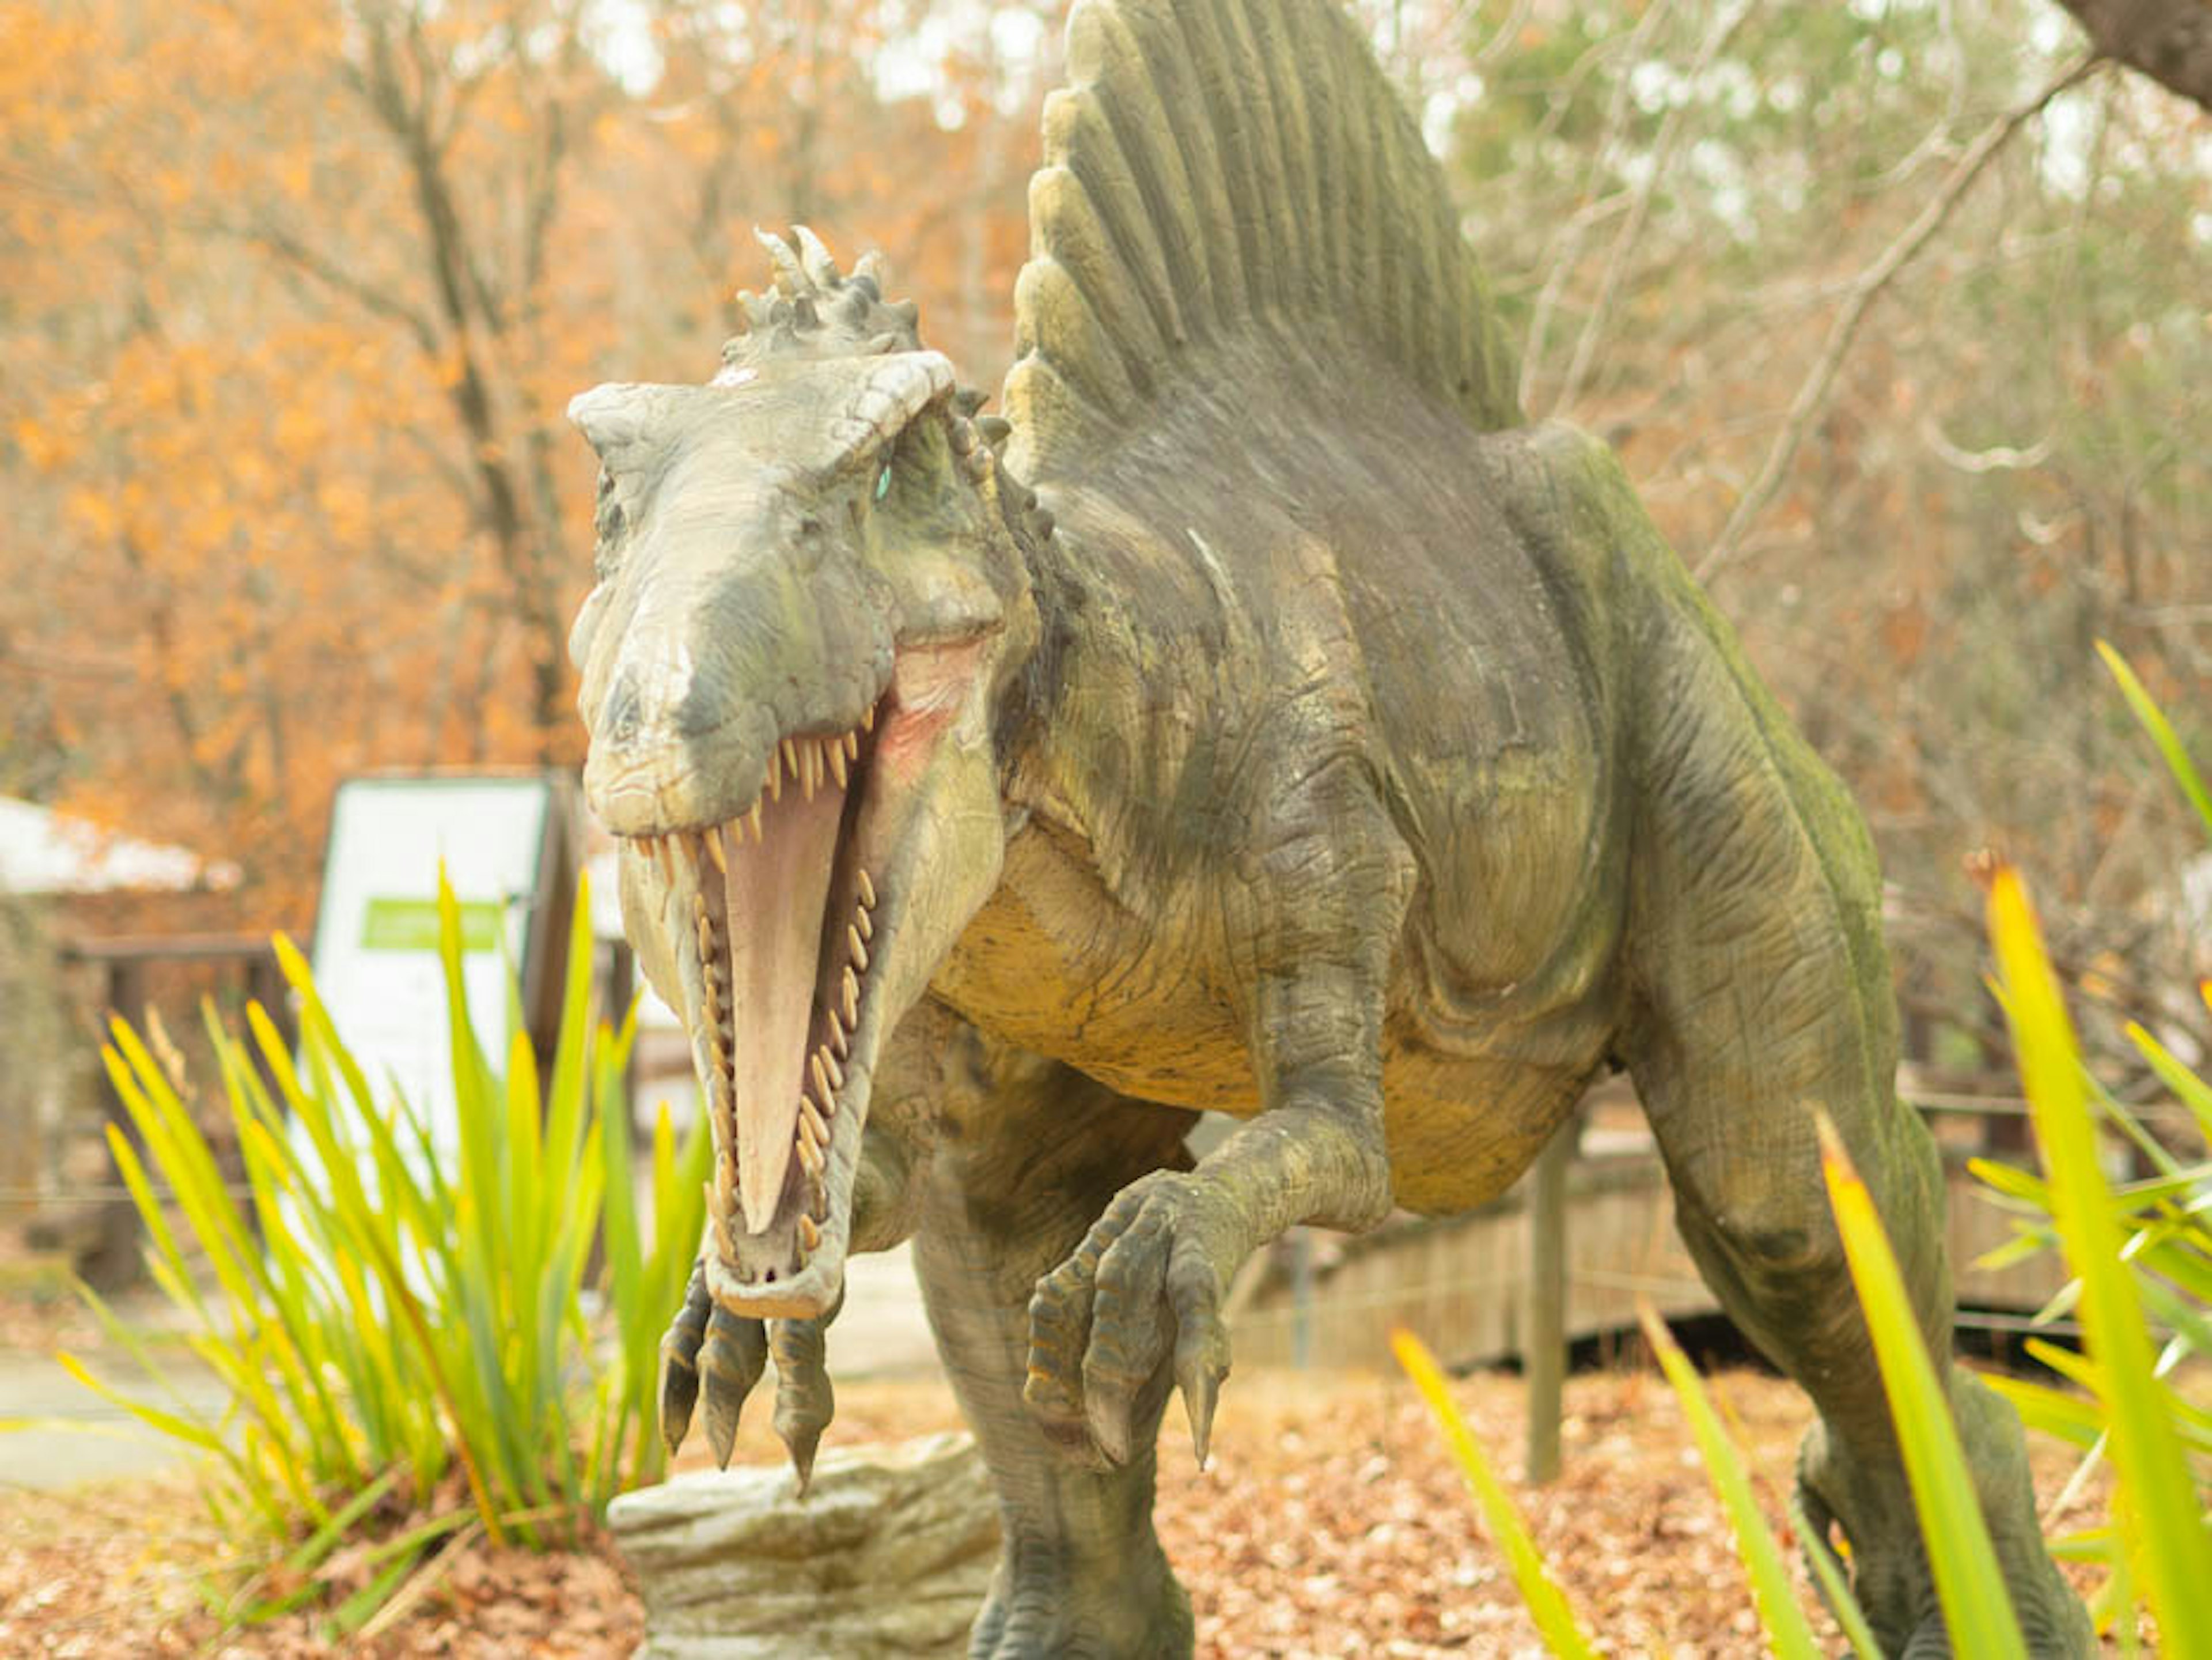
[564,0,2092,1650]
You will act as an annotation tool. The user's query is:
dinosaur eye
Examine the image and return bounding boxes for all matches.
[874,459,893,501]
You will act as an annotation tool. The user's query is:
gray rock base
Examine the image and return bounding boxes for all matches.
[608,1432,998,1659]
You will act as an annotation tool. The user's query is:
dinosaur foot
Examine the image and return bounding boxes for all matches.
[968,1537,1193,1660]
[1796,1376,2092,1658]
[1022,1171,1234,1470]
[659,1260,837,1486]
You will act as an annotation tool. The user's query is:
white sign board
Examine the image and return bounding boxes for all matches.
[307,776,554,1161]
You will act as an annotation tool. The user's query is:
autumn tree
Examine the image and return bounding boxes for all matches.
[1432,0,2210,1067]
[0,0,1047,921]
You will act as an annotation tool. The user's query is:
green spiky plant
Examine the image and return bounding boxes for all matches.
[60,870,710,1637]
[1967,642,2212,1651]
[1396,642,2212,1654]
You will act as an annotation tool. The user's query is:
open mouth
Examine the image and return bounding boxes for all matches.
[622,700,888,1310]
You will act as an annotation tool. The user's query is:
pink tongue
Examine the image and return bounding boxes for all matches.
[725,774,846,1232]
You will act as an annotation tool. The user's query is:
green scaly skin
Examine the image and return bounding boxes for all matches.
[575,0,2092,1651]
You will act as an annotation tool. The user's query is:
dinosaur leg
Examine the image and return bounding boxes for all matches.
[911,1031,1199,1659]
[1632,1033,2090,1655]
[1617,557,2090,1654]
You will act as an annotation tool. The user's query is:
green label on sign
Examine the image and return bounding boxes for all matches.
[360,897,504,952]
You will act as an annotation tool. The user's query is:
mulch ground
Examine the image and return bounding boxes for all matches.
[0,1344,2119,1658]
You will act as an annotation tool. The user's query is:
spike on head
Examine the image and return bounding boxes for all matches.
[724,231,925,373]
[756,227,810,297]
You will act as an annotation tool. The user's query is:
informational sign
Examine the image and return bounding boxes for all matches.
[306,774,559,1162]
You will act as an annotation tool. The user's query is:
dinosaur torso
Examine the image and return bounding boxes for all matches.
[933,342,1639,1211]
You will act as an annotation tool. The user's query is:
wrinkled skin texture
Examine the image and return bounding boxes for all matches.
[577,1,2092,1654]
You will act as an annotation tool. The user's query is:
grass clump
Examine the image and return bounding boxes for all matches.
[67,869,708,1636]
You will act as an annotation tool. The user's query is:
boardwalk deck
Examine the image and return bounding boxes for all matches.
[1230,1132,2063,1373]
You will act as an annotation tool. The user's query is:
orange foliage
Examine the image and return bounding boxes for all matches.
[1,0,1048,926]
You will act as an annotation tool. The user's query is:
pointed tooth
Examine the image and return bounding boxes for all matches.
[810,1052,833,1106]
[828,741,848,788]
[767,747,783,801]
[843,729,859,761]
[847,924,868,971]
[861,705,875,732]
[842,967,859,1025]
[705,826,727,873]
[855,906,872,942]
[708,1182,738,1260]
[798,1214,821,1251]
[797,1137,824,1179]
[829,1023,849,1058]
[820,1048,843,1090]
[748,801,764,843]
[801,1095,827,1142]
[781,737,798,777]
[856,869,875,909]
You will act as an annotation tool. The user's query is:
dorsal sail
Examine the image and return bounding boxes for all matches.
[1004,0,1522,481]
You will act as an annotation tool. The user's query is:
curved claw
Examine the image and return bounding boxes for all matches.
[658,1263,714,1457]
[700,1307,769,1468]
[770,1315,835,1495]
[1169,1235,1230,1468]
[1175,1334,1228,1469]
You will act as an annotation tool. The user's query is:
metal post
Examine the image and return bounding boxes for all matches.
[1524,1111,1577,1484]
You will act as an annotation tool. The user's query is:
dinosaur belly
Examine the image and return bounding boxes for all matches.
[933,816,1262,1114]
[1380,1047,1602,1214]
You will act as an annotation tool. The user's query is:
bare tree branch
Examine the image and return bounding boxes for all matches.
[233,221,440,353]
[1518,0,1677,406]
[1695,52,2102,582]
[1553,0,1752,413]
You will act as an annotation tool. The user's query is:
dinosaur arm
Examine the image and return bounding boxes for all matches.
[1024,737,1412,1467]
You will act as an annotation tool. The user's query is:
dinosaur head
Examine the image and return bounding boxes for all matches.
[567,231,1035,1320]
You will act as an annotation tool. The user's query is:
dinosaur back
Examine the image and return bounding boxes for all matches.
[1004,0,1522,480]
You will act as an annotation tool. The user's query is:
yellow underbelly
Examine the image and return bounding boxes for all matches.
[1379,1048,1597,1214]
[935,820,1608,1217]
[933,819,1260,1114]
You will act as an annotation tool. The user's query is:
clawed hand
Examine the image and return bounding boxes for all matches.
[1022,1171,1235,1470]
